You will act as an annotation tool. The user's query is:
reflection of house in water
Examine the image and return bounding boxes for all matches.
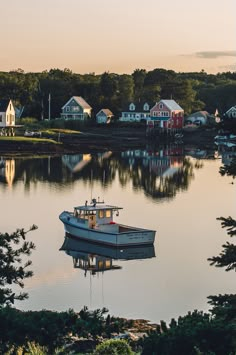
[0,158,15,186]
[184,147,209,159]
[215,143,236,165]
[121,147,184,177]
[62,154,92,173]
[60,234,155,277]
[97,151,112,164]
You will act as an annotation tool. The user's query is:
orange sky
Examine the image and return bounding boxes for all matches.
[0,0,235,74]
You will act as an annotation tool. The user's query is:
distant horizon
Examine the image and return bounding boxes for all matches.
[1,62,235,76]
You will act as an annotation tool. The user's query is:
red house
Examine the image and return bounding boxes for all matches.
[150,99,184,129]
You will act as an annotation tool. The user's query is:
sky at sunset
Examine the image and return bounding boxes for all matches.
[1,0,235,75]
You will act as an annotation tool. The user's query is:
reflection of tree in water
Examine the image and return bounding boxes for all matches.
[219,157,236,179]
[118,156,195,200]
[4,150,200,200]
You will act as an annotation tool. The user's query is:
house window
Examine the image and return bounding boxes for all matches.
[129,103,135,111]
[153,111,158,117]
[0,115,2,122]
[143,103,149,111]
[72,106,80,112]
[159,103,163,109]
[66,106,70,112]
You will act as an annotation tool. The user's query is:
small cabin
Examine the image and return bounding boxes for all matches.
[96,109,114,124]
[0,99,16,136]
[73,199,122,232]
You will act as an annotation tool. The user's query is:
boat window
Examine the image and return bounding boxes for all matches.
[99,210,104,218]
[106,210,111,218]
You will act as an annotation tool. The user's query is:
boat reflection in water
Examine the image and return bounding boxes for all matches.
[60,234,156,276]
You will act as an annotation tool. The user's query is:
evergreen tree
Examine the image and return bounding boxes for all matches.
[0,225,37,307]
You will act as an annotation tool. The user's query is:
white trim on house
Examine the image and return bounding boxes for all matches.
[61,96,92,120]
[0,100,15,128]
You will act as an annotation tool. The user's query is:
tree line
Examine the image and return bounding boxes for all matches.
[1,68,236,120]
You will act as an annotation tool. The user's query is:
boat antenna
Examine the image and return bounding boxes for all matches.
[101,169,105,202]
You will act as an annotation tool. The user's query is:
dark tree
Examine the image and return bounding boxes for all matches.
[208,217,236,271]
[0,225,37,307]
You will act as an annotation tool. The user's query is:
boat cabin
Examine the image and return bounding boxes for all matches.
[73,199,123,230]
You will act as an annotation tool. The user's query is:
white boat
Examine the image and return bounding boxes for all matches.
[59,198,156,246]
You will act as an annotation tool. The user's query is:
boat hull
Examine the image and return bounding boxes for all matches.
[59,212,155,246]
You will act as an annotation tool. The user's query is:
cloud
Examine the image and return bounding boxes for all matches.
[195,50,236,59]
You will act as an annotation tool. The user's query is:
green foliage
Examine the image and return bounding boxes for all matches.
[18,117,38,125]
[0,303,133,353]
[208,242,236,271]
[94,339,134,355]
[0,226,37,308]
[140,310,234,355]
[1,67,236,121]
[208,294,236,322]
[208,217,236,271]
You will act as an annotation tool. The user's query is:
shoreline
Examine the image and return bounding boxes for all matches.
[0,126,217,156]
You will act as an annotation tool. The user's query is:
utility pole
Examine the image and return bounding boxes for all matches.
[48,93,51,120]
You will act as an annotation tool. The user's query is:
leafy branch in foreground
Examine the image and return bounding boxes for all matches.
[0,225,37,307]
[208,217,236,271]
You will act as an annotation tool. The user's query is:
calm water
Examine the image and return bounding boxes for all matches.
[0,144,235,324]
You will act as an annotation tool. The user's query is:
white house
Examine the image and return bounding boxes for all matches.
[0,99,15,128]
[61,96,92,120]
[96,109,114,124]
[119,102,151,122]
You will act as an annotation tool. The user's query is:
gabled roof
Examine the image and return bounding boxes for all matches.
[226,105,236,114]
[96,108,113,116]
[122,102,154,112]
[188,111,209,118]
[62,96,92,109]
[0,99,11,112]
[159,99,183,111]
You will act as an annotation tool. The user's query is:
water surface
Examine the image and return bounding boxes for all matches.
[0,144,235,323]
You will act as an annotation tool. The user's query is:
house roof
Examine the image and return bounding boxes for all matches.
[0,99,11,112]
[159,99,183,111]
[97,108,113,116]
[73,96,92,109]
[226,105,236,114]
[62,96,92,110]
[122,102,154,112]
[188,111,209,118]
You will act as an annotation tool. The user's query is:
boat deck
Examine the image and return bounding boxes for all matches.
[118,225,139,233]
